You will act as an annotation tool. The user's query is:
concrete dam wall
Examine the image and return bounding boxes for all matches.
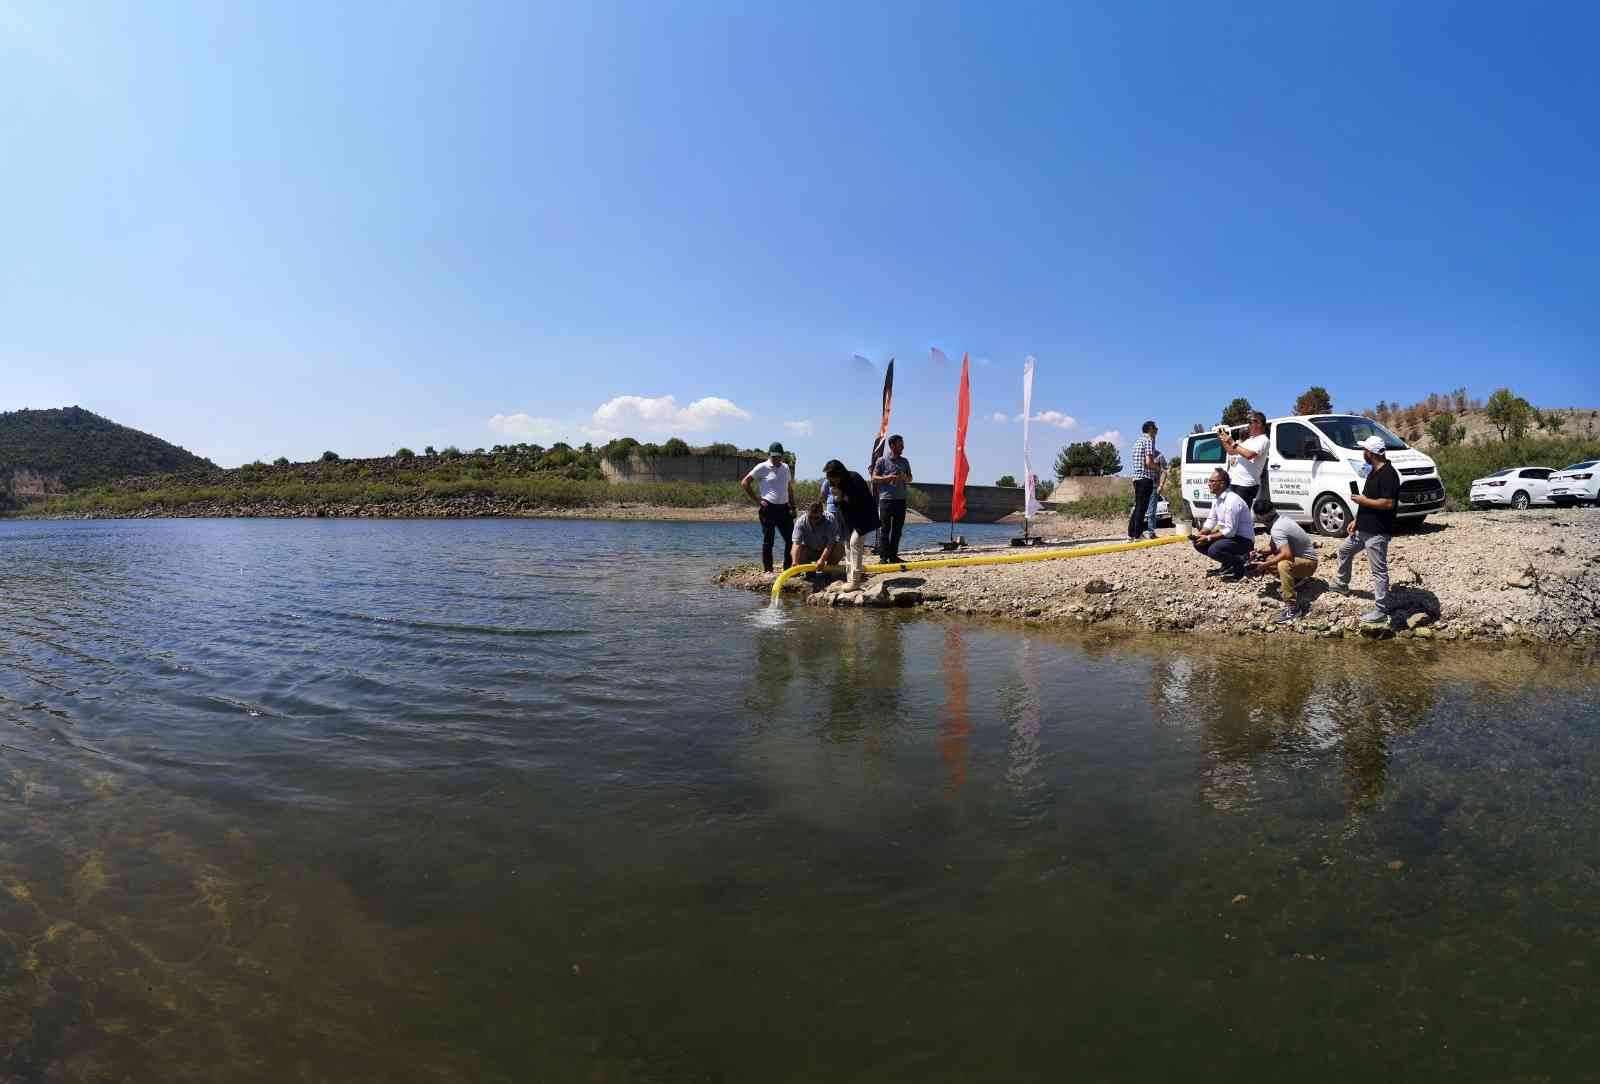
[600,453,765,485]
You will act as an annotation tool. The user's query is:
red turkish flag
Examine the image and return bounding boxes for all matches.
[951,353,971,524]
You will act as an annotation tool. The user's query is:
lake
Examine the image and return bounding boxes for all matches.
[1,518,1597,1081]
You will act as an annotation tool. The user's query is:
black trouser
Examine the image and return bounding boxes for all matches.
[1230,483,1259,530]
[877,499,907,562]
[1129,478,1155,539]
[759,503,794,572]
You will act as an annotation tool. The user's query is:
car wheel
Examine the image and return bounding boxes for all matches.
[1511,491,1530,510]
[1313,494,1350,537]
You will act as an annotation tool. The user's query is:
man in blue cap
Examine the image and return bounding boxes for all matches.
[741,442,797,572]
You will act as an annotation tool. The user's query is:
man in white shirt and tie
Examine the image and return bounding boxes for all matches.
[1191,468,1254,580]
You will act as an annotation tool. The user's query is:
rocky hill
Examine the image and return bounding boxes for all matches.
[0,407,214,504]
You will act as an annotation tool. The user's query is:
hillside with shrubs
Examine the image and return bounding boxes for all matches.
[19,438,812,517]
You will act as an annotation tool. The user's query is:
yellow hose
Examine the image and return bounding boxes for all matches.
[770,532,1193,602]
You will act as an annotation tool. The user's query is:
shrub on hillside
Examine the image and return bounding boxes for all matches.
[320,450,340,462]
[273,456,290,467]
[395,447,415,459]
[441,446,463,460]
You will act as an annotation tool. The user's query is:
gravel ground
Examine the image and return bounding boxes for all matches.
[718,507,1600,645]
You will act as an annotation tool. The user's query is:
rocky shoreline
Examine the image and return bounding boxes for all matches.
[717,508,1600,646]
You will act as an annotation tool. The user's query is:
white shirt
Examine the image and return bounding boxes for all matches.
[746,461,792,504]
[1228,433,1269,486]
[1203,488,1254,540]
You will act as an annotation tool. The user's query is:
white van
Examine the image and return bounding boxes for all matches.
[1180,414,1446,535]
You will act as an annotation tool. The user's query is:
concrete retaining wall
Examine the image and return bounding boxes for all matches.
[600,453,765,485]
[1050,476,1131,503]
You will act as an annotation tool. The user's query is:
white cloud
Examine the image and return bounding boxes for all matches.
[1010,410,1077,429]
[989,412,1009,424]
[490,392,753,445]
[782,419,815,436]
[1088,429,1124,446]
[488,413,567,442]
[591,394,751,433]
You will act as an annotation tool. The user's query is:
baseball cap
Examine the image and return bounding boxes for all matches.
[1359,436,1387,456]
[768,441,785,455]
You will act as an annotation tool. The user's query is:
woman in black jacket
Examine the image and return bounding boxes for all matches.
[823,459,881,587]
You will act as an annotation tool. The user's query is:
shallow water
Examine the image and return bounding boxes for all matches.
[1,518,1597,1081]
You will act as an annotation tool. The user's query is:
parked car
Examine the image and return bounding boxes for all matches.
[1547,460,1600,506]
[1179,414,1445,536]
[1468,467,1556,509]
[1130,495,1174,528]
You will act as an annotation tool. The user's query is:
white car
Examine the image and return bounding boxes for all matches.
[1547,460,1600,506]
[1468,467,1556,510]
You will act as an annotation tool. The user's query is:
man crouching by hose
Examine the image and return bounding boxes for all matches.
[1247,499,1317,624]
[822,459,881,589]
[1191,468,1254,580]
[790,502,843,583]
[743,441,796,573]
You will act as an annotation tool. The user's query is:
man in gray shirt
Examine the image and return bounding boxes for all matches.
[790,502,842,572]
[1247,500,1318,623]
[870,434,912,564]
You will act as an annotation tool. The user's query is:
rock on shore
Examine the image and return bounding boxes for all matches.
[718,509,1600,646]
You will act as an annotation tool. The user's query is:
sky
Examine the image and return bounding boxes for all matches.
[3,1,1596,481]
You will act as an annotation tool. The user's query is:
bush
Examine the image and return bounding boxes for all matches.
[273,456,290,467]
[638,443,662,457]
[395,447,415,459]
[660,438,691,456]
[424,446,437,457]
[706,442,739,456]
[320,450,340,462]
[1034,478,1055,501]
[441,446,462,460]
[603,437,641,462]
[995,474,1019,487]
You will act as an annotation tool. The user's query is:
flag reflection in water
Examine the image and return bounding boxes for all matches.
[940,625,971,790]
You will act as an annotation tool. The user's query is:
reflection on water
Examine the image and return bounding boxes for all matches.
[2,519,1599,1081]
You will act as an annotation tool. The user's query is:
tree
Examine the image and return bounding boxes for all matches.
[424,446,437,457]
[1375,402,1391,423]
[995,474,1019,487]
[1542,410,1566,434]
[395,447,415,459]
[1034,478,1055,501]
[1426,413,1461,447]
[1054,442,1100,478]
[1293,386,1332,415]
[1485,387,1532,442]
[1093,442,1123,475]
[273,456,290,466]
[320,450,340,462]
[660,437,691,456]
[1220,398,1253,427]
[442,446,463,459]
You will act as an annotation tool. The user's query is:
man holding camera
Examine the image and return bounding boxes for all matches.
[1328,435,1401,624]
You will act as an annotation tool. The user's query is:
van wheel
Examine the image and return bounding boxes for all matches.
[1511,491,1531,510]
[1313,494,1351,536]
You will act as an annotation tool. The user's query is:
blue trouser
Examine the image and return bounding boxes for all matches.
[1193,535,1251,573]
[1145,479,1162,528]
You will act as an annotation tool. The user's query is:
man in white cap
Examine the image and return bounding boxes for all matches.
[1328,434,1401,623]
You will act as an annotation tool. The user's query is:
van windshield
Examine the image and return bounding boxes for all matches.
[1310,417,1409,452]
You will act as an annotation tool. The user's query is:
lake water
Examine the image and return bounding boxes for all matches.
[2,518,1597,1081]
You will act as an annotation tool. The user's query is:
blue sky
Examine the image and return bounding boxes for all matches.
[3,2,1596,480]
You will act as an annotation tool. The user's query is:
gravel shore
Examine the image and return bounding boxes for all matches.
[718,508,1600,646]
